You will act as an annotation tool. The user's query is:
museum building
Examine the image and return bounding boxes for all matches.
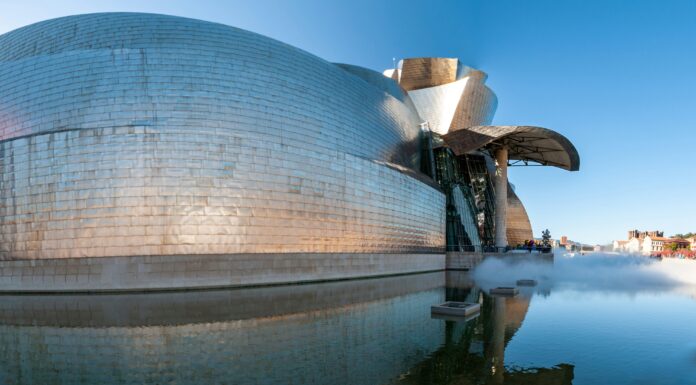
[0,13,578,291]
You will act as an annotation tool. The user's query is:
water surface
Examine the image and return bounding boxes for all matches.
[0,254,694,384]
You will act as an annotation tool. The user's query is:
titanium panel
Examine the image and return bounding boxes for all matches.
[0,13,422,171]
[506,184,533,247]
[449,71,498,130]
[0,13,446,261]
[0,124,445,260]
[334,63,414,105]
[407,79,468,135]
[399,58,459,91]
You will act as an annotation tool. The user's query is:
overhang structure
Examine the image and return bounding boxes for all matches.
[442,125,580,171]
[442,125,579,247]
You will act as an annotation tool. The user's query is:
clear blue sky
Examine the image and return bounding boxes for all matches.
[1,0,694,244]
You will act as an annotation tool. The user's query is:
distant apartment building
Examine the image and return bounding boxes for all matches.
[613,237,642,253]
[614,229,693,254]
[687,237,696,251]
[613,240,628,251]
[642,236,665,253]
[626,237,643,253]
[642,236,690,253]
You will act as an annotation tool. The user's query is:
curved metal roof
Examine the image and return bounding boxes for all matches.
[442,125,580,171]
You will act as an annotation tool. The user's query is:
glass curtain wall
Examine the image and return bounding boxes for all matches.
[433,147,488,251]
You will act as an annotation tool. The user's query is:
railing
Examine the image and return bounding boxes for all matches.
[446,245,480,253]
[510,245,553,254]
[446,245,553,254]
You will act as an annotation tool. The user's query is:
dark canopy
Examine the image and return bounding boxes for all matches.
[442,125,580,171]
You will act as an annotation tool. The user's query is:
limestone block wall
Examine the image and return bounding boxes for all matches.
[0,271,447,326]
[445,251,484,270]
[0,252,445,292]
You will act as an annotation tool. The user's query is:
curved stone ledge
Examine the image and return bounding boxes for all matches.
[0,252,445,292]
[0,271,445,326]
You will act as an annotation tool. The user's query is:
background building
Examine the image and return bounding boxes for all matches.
[613,229,693,255]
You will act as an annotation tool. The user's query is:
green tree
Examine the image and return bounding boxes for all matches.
[541,229,552,247]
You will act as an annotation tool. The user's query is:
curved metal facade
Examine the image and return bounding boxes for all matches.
[0,13,445,260]
[506,185,533,246]
[394,58,498,135]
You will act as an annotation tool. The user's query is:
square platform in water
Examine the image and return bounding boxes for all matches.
[490,287,519,296]
[431,312,481,322]
[516,279,538,286]
[431,301,481,317]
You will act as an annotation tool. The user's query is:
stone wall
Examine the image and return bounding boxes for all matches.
[446,251,554,270]
[446,251,484,270]
[0,252,445,292]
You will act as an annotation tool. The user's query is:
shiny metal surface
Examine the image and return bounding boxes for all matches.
[407,79,469,135]
[506,184,533,246]
[389,58,497,135]
[398,57,460,91]
[449,70,498,130]
[0,272,447,384]
[0,13,445,261]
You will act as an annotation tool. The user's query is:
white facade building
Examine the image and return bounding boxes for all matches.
[613,238,642,253]
[643,236,666,254]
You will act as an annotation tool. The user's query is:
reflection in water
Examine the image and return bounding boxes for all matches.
[0,273,448,385]
[397,272,572,385]
[0,270,575,385]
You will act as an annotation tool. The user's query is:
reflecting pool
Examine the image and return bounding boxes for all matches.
[0,254,695,384]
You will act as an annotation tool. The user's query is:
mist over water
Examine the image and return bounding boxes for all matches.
[472,252,696,294]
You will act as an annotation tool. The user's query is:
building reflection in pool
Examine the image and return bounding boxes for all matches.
[400,272,574,384]
[0,271,571,385]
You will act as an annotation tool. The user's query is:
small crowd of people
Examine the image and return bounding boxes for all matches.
[515,239,551,253]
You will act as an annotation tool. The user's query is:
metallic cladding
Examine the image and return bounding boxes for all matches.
[506,184,533,247]
[407,79,469,135]
[394,58,498,135]
[0,13,446,260]
[399,58,460,91]
[448,71,497,130]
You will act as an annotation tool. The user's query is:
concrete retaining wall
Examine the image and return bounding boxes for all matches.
[446,251,554,270]
[0,253,445,292]
[445,252,484,270]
